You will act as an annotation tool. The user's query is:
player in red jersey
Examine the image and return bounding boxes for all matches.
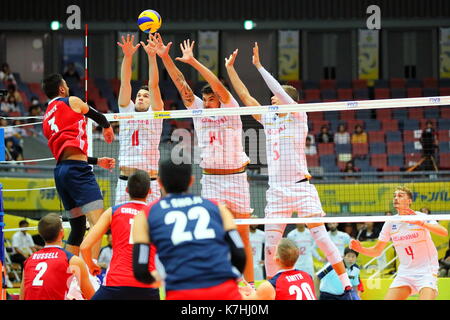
[42,73,115,258]
[20,213,95,300]
[80,170,160,300]
[240,238,316,300]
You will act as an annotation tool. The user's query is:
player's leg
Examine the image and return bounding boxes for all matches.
[234,212,254,283]
[264,223,287,278]
[418,287,437,300]
[85,207,104,259]
[384,286,411,300]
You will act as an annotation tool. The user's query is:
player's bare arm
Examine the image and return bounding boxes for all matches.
[176,39,231,104]
[404,219,448,237]
[117,34,141,107]
[218,203,238,231]
[350,239,388,257]
[154,33,195,107]
[19,275,25,300]
[69,255,95,300]
[140,33,164,111]
[241,281,275,300]
[225,48,262,122]
[80,207,113,275]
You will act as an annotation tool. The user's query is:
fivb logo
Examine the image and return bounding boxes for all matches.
[268,106,279,112]
[429,97,441,104]
[347,101,359,108]
[192,109,203,116]
[366,5,381,30]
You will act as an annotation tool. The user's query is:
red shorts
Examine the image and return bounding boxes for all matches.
[166,279,242,300]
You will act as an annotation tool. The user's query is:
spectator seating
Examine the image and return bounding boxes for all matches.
[369,142,386,154]
[388,154,404,167]
[371,154,388,170]
[386,131,402,142]
[317,143,335,155]
[423,107,440,119]
[319,154,339,172]
[387,141,404,154]
[364,119,381,131]
[368,131,385,143]
[352,143,369,157]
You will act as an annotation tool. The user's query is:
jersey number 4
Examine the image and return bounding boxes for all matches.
[165,206,216,245]
[32,262,48,286]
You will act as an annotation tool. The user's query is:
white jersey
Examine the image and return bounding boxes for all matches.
[328,231,351,257]
[190,96,250,169]
[118,101,163,171]
[378,212,439,275]
[261,112,310,186]
[250,229,265,264]
[286,228,319,277]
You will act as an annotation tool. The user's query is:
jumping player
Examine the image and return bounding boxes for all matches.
[80,170,159,300]
[240,238,316,300]
[115,33,164,205]
[20,213,95,300]
[152,33,254,283]
[224,44,358,299]
[42,73,115,258]
[350,186,448,300]
[132,159,246,300]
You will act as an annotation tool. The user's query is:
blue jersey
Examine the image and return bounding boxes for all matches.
[147,193,239,291]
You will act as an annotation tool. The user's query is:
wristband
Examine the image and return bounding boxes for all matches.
[87,157,98,165]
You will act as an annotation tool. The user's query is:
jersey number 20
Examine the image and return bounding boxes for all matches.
[165,206,216,245]
[289,283,315,300]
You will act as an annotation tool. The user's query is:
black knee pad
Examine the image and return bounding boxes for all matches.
[67,215,87,247]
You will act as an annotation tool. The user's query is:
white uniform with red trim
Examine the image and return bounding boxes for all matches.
[378,211,439,294]
[115,101,162,205]
[188,95,251,214]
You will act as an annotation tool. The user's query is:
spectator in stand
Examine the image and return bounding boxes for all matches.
[7,83,23,105]
[385,211,393,216]
[341,160,359,180]
[1,95,19,114]
[439,240,450,277]
[305,136,317,155]
[420,207,431,215]
[63,62,82,96]
[5,138,24,162]
[351,124,367,144]
[343,223,357,238]
[356,222,380,241]
[0,63,17,84]
[334,124,350,144]
[11,220,41,269]
[316,125,334,143]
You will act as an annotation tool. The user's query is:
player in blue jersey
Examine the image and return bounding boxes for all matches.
[131,159,246,300]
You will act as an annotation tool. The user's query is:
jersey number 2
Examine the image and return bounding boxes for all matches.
[288,283,315,300]
[32,262,48,286]
[165,206,216,245]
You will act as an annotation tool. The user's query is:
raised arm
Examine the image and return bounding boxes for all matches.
[225,49,261,122]
[176,39,231,104]
[154,33,195,108]
[140,33,164,111]
[252,42,295,105]
[117,34,141,108]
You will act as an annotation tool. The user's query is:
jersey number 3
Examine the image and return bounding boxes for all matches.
[165,206,216,245]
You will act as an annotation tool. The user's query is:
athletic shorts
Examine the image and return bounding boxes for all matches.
[91,285,160,300]
[115,178,160,205]
[200,172,252,215]
[54,160,103,217]
[166,279,242,300]
[390,273,438,295]
[265,181,325,218]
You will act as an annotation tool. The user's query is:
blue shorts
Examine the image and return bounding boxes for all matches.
[91,286,160,300]
[54,160,103,214]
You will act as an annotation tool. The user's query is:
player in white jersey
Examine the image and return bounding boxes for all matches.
[249,225,266,281]
[287,224,325,278]
[115,34,163,205]
[327,223,352,257]
[152,34,254,283]
[350,186,448,300]
[225,43,358,299]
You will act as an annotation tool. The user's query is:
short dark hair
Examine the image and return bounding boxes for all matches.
[19,219,29,227]
[127,170,150,199]
[159,159,192,193]
[138,85,149,92]
[344,247,359,257]
[38,213,62,243]
[201,84,214,95]
[42,74,64,99]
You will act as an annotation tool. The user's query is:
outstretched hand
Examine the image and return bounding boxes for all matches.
[102,126,115,144]
[175,39,196,64]
[252,42,262,68]
[140,33,158,56]
[153,33,173,58]
[98,157,115,171]
[117,34,140,57]
[349,239,362,252]
[225,49,239,68]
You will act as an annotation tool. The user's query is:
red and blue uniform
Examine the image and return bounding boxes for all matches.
[23,246,74,300]
[268,269,317,300]
[146,193,241,300]
[92,200,159,300]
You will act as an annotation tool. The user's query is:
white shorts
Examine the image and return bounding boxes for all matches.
[200,172,253,215]
[265,181,325,218]
[390,273,438,295]
[114,178,161,206]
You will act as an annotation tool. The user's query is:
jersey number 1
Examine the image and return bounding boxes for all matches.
[132,130,140,146]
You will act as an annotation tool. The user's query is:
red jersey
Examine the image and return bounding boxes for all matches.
[23,246,74,300]
[104,200,157,287]
[42,97,88,161]
[268,269,317,300]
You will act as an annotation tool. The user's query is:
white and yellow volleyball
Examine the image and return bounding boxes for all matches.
[137,9,162,34]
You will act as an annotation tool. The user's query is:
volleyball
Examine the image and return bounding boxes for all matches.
[137,9,162,34]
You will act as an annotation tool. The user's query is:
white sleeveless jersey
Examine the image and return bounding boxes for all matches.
[261,112,310,186]
[286,228,317,276]
[190,96,250,169]
[379,212,439,275]
[249,229,265,264]
[118,101,163,171]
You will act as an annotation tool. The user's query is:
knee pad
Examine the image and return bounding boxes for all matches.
[67,215,87,247]
[309,225,342,265]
